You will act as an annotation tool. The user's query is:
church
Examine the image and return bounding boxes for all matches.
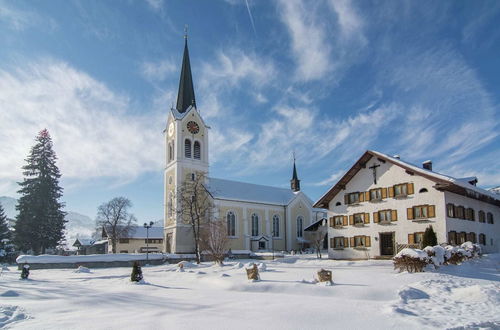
[163,37,326,254]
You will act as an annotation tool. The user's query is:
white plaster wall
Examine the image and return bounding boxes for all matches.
[444,191,500,253]
[327,158,446,259]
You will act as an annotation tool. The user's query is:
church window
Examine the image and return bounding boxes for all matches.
[227,211,236,236]
[194,141,201,160]
[296,216,303,237]
[251,213,259,236]
[487,212,494,224]
[168,141,174,162]
[272,215,280,237]
[184,139,192,158]
[478,210,485,223]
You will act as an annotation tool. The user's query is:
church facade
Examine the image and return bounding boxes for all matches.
[163,38,326,254]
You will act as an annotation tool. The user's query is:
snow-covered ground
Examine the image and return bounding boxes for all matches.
[1,254,499,329]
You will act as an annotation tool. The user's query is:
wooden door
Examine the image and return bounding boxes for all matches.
[380,233,394,256]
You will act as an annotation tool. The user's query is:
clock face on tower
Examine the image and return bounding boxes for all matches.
[187,121,200,134]
[168,122,174,137]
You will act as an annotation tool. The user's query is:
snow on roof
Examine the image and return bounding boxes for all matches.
[206,177,297,206]
[368,150,500,201]
[73,238,95,246]
[127,226,164,239]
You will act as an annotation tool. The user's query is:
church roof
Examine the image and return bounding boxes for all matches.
[176,38,196,113]
[206,177,298,206]
[314,150,500,208]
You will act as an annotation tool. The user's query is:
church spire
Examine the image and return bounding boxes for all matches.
[176,27,196,113]
[290,154,301,192]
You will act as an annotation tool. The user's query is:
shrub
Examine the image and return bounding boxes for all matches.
[422,225,438,248]
[130,261,143,282]
[393,248,430,273]
[20,263,30,280]
[445,246,467,265]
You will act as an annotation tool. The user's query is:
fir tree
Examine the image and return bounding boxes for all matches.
[14,129,67,255]
[422,225,438,248]
[131,261,143,282]
[0,204,9,243]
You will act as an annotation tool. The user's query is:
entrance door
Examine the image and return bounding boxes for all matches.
[380,232,394,256]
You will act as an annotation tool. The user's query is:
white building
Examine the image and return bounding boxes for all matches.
[163,36,326,254]
[314,150,500,259]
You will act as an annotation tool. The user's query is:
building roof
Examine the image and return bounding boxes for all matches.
[304,218,327,232]
[206,177,298,206]
[176,38,196,113]
[314,150,500,208]
[73,238,95,247]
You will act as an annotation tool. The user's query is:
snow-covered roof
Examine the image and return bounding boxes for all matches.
[73,238,95,247]
[206,177,297,206]
[314,150,500,208]
[127,226,164,239]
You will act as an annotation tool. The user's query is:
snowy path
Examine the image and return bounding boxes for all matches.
[0,255,499,329]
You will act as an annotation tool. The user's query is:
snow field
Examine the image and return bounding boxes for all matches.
[0,254,499,329]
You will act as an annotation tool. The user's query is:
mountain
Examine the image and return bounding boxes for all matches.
[0,196,96,245]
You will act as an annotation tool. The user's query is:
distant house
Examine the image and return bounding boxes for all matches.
[72,238,95,255]
[102,226,164,253]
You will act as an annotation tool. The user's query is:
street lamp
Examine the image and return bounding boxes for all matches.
[143,221,154,264]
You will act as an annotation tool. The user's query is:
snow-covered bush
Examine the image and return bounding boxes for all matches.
[444,246,467,265]
[393,248,430,273]
[423,245,445,267]
[461,242,481,258]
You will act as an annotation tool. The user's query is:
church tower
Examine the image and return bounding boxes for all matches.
[290,158,301,192]
[164,34,209,253]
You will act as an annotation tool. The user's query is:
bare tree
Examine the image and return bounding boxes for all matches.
[96,197,137,253]
[176,172,214,264]
[201,220,229,266]
[305,224,328,259]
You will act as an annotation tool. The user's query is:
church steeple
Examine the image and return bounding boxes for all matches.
[290,156,301,192]
[176,31,196,113]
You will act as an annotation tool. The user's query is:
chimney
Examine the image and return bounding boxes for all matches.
[423,160,432,171]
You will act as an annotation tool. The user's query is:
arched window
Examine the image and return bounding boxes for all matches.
[194,141,201,160]
[272,215,280,237]
[335,202,341,206]
[419,188,428,193]
[251,213,259,236]
[168,142,174,162]
[227,211,236,236]
[184,139,191,158]
[296,216,303,237]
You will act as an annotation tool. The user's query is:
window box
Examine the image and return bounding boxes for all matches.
[412,218,430,223]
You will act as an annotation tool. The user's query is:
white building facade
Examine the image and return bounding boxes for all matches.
[314,150,500,259]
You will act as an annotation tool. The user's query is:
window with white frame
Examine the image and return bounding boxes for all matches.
[370,188,382,200]
[193,141,201,160]
[447,203,455,218]
[334,216,343,227]
[348,192,359,204]
[296,216,303,237]
[394,183,407,196]
[251,213,259,236]
[414,205,428,219]
[354,213,364,225]
[354,236,365,247]
[333,237,344,248]
[184,139,192,158]
[272,215,280,237]
[378,210,392,222]
[227,211,236,236]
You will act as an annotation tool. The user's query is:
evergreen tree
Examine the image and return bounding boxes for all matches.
[130,261,143,282]
[14,129,66,255]
[422,225,438,248]
[0,204,15,263]
[0,204,9,243]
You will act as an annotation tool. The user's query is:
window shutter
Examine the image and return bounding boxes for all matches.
[382,188,388,199]
[373,212,379,223]
[407,208,414,220]
[428,205,435,218]
[349,215,354,225]
[388,186,395,197]
[344,194,349,204]
[407,183,414,195]
[364,213,370,224]
[365,191,370,201]
[391,210,398,221]
[330,238,334,248]
[350,237,355,247]
[342,216,348,226]
[359,192,364,202]
[408,233,415,244]
[344,237,349,248]
[329,217,334,227]
[365,236,371,247]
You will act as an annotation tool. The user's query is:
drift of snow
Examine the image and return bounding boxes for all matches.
[16,253,165,264]
[1,254,499,329]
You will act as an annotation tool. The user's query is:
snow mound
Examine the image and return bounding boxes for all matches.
[398,287,430,303]
[0,290,20,297]
[220,273,230,277]
[177,261,196,268]
[0,305,29,327]
[257,263,267,271]
[233,262,243,269]
[395,248,428,260]
[73,266,91,273]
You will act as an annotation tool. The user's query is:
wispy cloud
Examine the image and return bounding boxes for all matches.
[140,59,176,82]
[144,0,164,12]
[0,0,56,31]
[0,59,163,196]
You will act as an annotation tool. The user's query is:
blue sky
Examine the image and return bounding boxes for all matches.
[0,0,499,223]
